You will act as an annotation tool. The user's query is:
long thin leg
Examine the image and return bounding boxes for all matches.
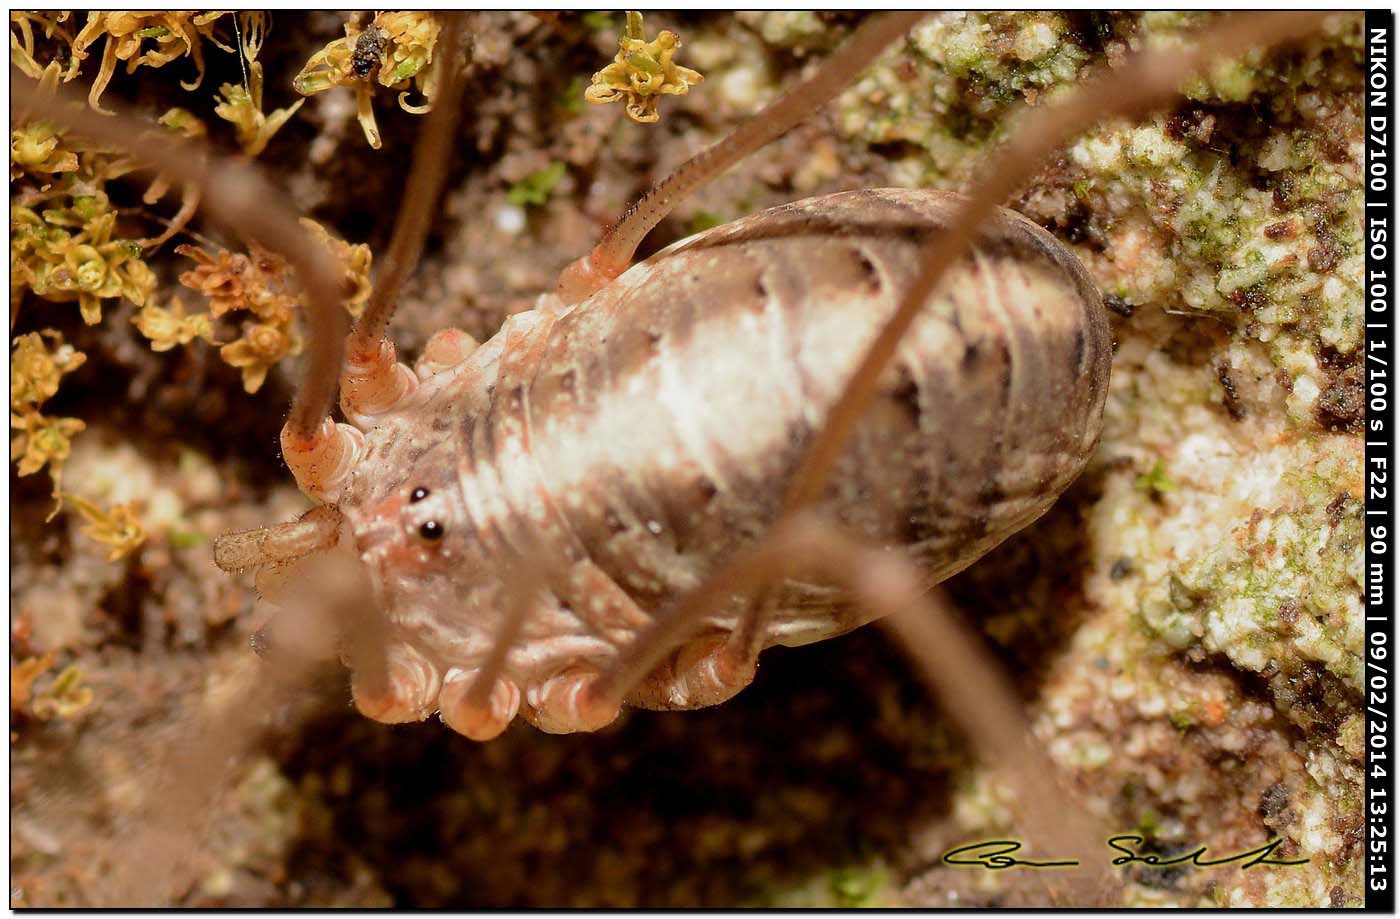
[438,562,538,740]
[877,595,1117,906]
[555,12,926,304]
[338,12,470,429]
[584,513,1117,903]
[349,13,470,352]
[92,560,377,905]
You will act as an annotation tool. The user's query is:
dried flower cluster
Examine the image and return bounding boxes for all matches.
[10,12,248,111]
[174,219,371,392]
[11,650,95,722]
[10,10,336,523]
[11,65,161,328]
[65,493,147,562]
[213,12,303,157]
[10,330,87,514]
[12,186,158,327]
[9,62,80,179]
[10,12,81,82]
[586,11,704,124]
[72,11,235,112]
[131,295,217,353]
[293,11,443,149]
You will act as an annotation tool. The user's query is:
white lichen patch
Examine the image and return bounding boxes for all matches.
[1221,866,1335,909]
[734,11,830,52]
[1142,437,1362,694]
[1073,104,1362,369]
[835,12,1091,183]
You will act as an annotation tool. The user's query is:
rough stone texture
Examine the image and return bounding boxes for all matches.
[10,12,1362,907]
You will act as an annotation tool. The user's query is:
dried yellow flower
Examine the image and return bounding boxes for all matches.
[213,12,303,158]
[11,329,86,414]
[10,331,87,518]
[177,242,295,322]
[11,410,86,517]
[374,11,442,106]
[65,493,147,562]
[11,651,56,717]
[9,61,81,179]
[10,12,79,82]
[72,11,234,112]
[10,120,80,178]
[132,294,218,352]
[302,218,373,318]
[160,196,369,392]
[585,11,703,124]
[31,663,95,720]
[293,11,443,149]
[12,190,156,325]
[177,224,368,391]
[214,80,303,159]
[220,321,302,394]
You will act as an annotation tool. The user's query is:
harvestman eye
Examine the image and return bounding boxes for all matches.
[410,487,430,503]
[418,520,444,541]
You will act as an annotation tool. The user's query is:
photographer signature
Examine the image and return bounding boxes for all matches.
[941,836,1309,871]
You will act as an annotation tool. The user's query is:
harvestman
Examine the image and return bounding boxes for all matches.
[13,10,1327,905]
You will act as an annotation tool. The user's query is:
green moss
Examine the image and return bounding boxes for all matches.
[835,9,1363,392]
[888,12,1368,405]
[1185,55,1260,103]
[827,863,887,908]
[581,11,614,33]
[1134,461,1177,499]
[688,210,725,235]
[558,76,587,115]
[506,162,567,208]
[167,529,205,549]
